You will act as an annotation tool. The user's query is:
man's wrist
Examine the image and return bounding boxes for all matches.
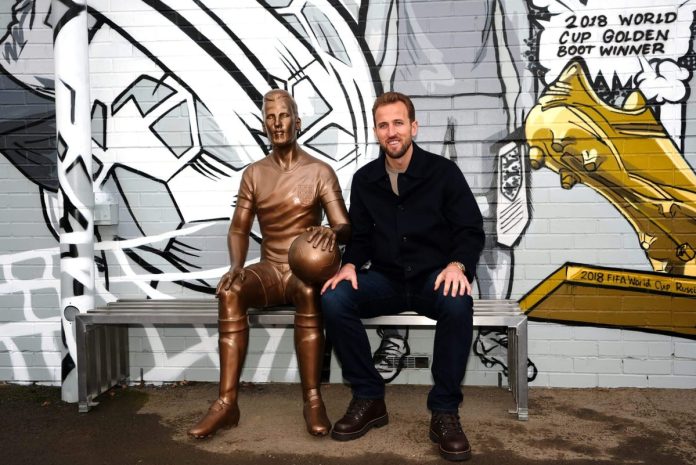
[447,261,466,274]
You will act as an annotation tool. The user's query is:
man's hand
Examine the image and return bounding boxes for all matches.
[216,266,245,294]
[434,263,471,297]
[321,263,357,294]
[306,225,337,251]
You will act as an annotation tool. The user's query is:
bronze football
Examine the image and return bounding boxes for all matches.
[288,231,341,284]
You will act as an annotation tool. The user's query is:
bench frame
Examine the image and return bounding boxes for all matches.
[75,299,528,420]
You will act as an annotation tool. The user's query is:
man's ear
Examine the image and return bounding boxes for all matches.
[411,119,419,138]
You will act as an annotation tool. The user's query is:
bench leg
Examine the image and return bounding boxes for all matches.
[76,317,92,413]
[515,319,529,421]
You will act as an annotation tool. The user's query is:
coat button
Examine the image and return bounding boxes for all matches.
[402,235,407,242]
[406,265,412,272]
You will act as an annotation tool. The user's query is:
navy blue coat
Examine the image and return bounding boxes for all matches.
[343,143,485,283]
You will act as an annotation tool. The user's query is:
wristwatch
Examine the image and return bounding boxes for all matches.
[447,261,466,274]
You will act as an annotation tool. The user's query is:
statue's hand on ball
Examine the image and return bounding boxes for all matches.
[305,225,337,251]
[289,227,341,285]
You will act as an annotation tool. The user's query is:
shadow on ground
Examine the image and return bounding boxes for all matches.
[1,383,695,465]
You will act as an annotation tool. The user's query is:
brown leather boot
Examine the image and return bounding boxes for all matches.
[295,311,331,436]
[430,412,471,461]
[188,316,248,439]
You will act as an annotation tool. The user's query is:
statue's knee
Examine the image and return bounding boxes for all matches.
[218,286,246,321]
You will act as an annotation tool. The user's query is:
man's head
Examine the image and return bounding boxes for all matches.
[262,89,301,148]
[372,92,418,161]
[371,91,416,123]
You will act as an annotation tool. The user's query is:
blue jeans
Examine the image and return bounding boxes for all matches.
[321,269,474,412]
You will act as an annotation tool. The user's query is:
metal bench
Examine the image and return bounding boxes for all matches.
[75,298,528,420]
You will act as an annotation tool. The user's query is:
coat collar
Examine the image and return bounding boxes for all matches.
[363,142,429,182]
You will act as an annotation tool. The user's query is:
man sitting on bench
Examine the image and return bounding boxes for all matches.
[188,89,350,439]
[321,92,484,461]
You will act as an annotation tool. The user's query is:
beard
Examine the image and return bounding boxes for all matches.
[381,137,412,160]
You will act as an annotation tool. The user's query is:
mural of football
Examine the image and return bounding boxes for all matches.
[288,231,341,285]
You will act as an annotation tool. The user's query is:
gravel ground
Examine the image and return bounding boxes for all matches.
[1,382,695,465]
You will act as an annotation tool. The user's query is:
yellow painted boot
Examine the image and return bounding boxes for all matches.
[525,58,696,276]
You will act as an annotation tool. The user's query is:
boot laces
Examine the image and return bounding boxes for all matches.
[434,412,463,437]
[346,398,373,419]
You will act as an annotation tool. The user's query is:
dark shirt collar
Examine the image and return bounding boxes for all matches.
[364,142,429,182]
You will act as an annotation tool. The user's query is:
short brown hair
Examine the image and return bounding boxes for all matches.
[263,89,298,118]
[372,91,416,123]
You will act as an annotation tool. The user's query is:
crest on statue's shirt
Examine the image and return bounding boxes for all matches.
[296,184,315,206]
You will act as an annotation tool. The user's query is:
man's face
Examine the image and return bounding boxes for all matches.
[263,96,300,149]
[373,101,418,160]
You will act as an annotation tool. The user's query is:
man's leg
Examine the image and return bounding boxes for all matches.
[321,270,405,440]
[413,271,474,461]
[286,275,331,436]
[188,263,273,439]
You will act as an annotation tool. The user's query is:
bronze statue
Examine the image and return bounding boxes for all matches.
[188,89,350,439]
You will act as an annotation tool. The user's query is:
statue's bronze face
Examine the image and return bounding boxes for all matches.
[263,94,301,149]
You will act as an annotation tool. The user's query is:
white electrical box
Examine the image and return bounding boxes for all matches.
[94,192,119,226]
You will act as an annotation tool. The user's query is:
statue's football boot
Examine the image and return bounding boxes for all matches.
[525,59,696,276]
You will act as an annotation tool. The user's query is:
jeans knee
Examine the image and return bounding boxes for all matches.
[320,282,353,323]
[437,295,473,323]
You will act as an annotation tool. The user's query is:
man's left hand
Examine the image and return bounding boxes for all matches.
[306,225,336,251]
[434,263,471,297]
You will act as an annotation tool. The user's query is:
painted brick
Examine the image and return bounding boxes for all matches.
[598,342,624,357]
[461,370,500,387]
[33,351,62,367]
[573,327,622,341]
[158,337,188,352]
[135,367,186,383]
[130,352,166,368]
[674,360,696,376]
[647,376,696,389]
[528,373,550,387]
[623,331,672,341]
[162,352,217,368]
[180,368,221,382]
[0,367,59,382]
[622,342,650,358]
[647,342,675,358]
[186,337,218,352]
[675,342,696,359]
[573,358,622,374]
[549,249,599,264]
[528,323,573,340]
[597,374,649,388]
[10,337,42,352]
[523,234,577,250]
[530,356,573,373]
[527,340,550,355]
[2,1,696,392]
[548,373,598,388]
[623,359,672,375]
[548,341,598,357]
[128,337,143,352]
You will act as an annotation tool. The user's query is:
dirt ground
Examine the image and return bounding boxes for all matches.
[1,382,695,465]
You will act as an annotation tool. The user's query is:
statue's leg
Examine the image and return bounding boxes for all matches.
[287,274,331,436]
[188,264,270,439]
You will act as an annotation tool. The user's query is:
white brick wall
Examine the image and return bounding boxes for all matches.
[1,1,696,392]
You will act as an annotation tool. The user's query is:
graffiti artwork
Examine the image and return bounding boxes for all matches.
[1,0,695,391]
[522,0,696,338]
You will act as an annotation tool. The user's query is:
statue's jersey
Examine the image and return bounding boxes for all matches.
[236,151,347,264]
